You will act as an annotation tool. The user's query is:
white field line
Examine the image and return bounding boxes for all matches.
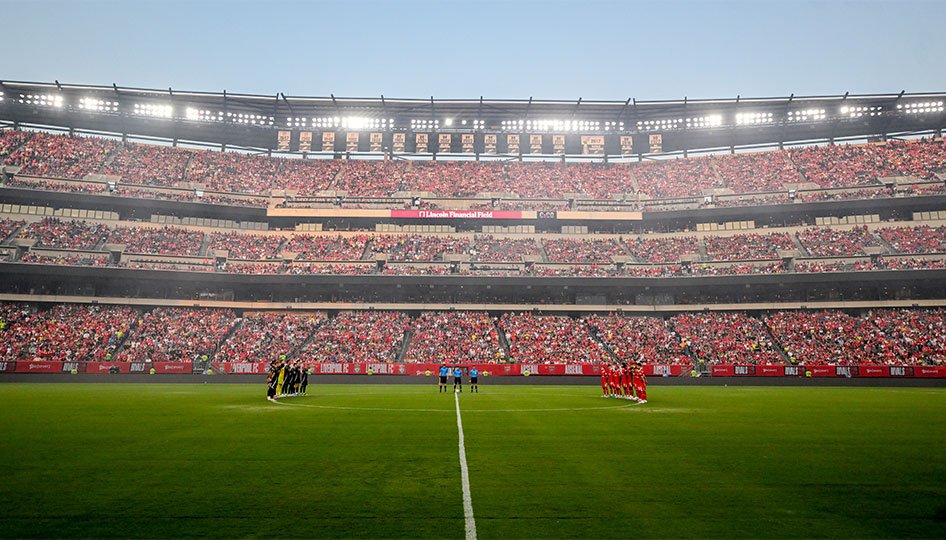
[455,392,477,540]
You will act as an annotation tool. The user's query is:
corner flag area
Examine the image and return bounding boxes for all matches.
[1,384,944,538]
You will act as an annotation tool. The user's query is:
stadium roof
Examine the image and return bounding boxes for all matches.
[1,79,944,156]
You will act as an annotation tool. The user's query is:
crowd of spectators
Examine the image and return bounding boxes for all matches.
[372,234,470,261]
[19,252,108,266]
[630,156,721,198]
[586,314,691,365]
[796,226,882,256]
[672,312,783,365]
[789,144,888,188]
[285,234,369,261]
[0,218,24,240]
[275,157,342,194]
[108,226,203,256]
[713,151,802,193]
[471,235,540,262]
[625,236,700,263]
[865,308,946,365]
[214,312,325,363]
[100,142,190,185]
[0,304,136,362]
[878,225,946,254]
[0,130,32,159]
[185,149,279,194]
[5,133,116,179]
[381,265,453,275]
[405,311,504,363]
[765,310,900,365]
[19,218,110,249]
[3,131,946,210]
[117,308,237,362]
[704,232,795,260]
[5,177,108,194]
[208,232,283,260]
[542,238,625,263]
[690,261,787,275]
[296,311,410,363]
[499,313,608,364]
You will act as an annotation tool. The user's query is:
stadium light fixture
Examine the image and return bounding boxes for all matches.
[684,115,722,129]
[187,108,225,123]
[898,101,945,114]
[133,102,173,119]
[735,112,774,125]
[226,111,275,126]
[444,118,454,127]
[18,93,64,108]
[410,119,440,130]
[840,105,883,118]
[79,97,119,113]
[787,109,826,122]
[637,118,683,131]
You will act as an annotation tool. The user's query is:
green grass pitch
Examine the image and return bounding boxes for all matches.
[1,383,945,539]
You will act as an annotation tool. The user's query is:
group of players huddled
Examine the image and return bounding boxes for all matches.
[267,359,309,401]
[601,363,648,403]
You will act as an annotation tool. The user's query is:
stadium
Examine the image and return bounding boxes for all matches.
[3,44,946,536]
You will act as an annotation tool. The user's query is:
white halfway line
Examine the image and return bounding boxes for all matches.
[455,392,477,540]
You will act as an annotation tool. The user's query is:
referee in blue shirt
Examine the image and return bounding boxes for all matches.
[439,365,449,393]
[453,366,464,393]
[470,368,479,393]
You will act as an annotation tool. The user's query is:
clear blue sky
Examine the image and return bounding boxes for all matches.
[4,0,944,100]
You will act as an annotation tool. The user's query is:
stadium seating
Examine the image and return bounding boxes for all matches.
[214,312,325,363]
[796,226,882,257]
[499,313,608,364]
[585,314,691,365]
[405,311,504,363]
[704,233,795,261]
[100,142,190,186]
[625,236,700,263]
[208,232,283,260]
[542,238,625,263]
[107,226,203,256]
[19,218,110,250]
[0,304,136,361]
[117,308,238,362]
[671,312,783,365]
[296,311,410,363]
[285,234,368,261]
[765,310,901,365]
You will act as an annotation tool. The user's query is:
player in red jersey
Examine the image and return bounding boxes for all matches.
[601,365,610,397]
[633,364,648,403]
[609,365,621,398]
[621,366,633,400]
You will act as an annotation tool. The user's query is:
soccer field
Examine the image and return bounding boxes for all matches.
[1,383,944,539]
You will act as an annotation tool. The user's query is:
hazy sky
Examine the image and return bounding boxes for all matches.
[4,0,944,100]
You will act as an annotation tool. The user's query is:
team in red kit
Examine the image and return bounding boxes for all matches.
[601,363,647,403]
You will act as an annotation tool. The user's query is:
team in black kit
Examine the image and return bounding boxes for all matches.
[267,360,309,401]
